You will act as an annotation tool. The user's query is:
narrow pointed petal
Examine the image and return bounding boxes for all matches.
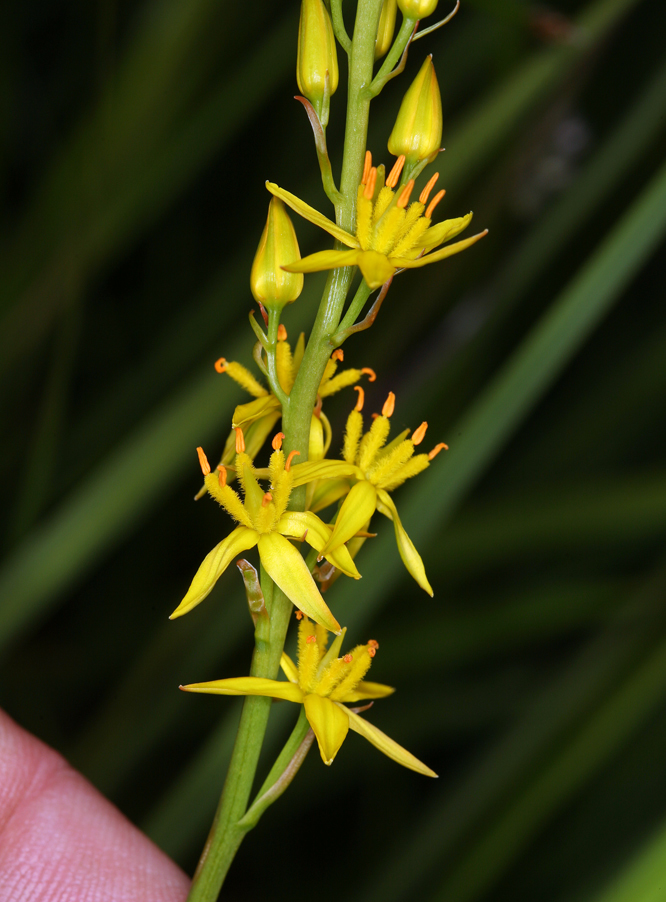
[290,459,361,487]
[415,212,473,252]
[310,478,352,514]
[356,250,396,289]
[393,230,488,270]
[283,249,360,275]
[232,395,281,429]
[345,706,437,777]
[376,489,433,596]
[342,680,396,702]
[278,511,361,579]
[324,480,377,553]
[257,532,341,633]
[304,694,349,765]
[280,653,299,684]
[181,676,303,703]
[170,527,259,619]
[266,182,359,248]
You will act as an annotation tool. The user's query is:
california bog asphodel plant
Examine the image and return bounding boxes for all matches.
[176,2,486,899]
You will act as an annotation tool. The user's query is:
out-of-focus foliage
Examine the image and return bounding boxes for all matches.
[1,0,665,900]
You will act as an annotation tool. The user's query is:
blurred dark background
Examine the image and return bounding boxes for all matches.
[1,0,666,900]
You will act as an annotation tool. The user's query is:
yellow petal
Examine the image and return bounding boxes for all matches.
[280,652,299,683]
[416,212,473,252]
[181,676,303,703]
[342,680,396,702]
[304,694,349,765]
[310,478,352,514]
[324,480,377,553]
[170,527,259,619]
[355,250,396,289]
[257,532,341,633]
[345,706,437,777]
[232,394,281,429]
[393,230,488,270]
[265,182,359,248]
[290,459,361,487]
[283,249,360,274]
[376,489,433,596]
[277,511,361,579]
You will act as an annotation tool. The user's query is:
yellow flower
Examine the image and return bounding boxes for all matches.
[388,55,442,167]
[267,151,487,290]
[250,197,304,311]
[170,434,363,632]
[181,615,437,776]
[290,389,447,596]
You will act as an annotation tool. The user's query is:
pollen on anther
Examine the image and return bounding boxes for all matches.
[343,654,353,663]
[362,150,373,185]
[419,173,439,205]
[426,189,446,219]
[386,154,406,189]
[412,422,428,445]
[196,447,211,476]
[272,432,285,451]
[295,610,304,620]
[235,428,246,454]
[332,349,344,362]
[285,450,301,471]
[428,442,449,460]
[262,492,273,507]
[363,167,377,200]
[354,385,365,411]
[306,635,317,644]
[214,357,227,374]
[277,324,288,341]
[217,465,227,487]
[396,180,415,209]
[368,639,379,650]
[368,646,376,658]
[382,391,396,418]
[361,367,376,382]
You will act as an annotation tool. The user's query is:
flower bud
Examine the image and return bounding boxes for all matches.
[397,0,439,18]
[375,0,398,60]
[250,198,304,311]
[387,55,442,167]
[297,0,338,124]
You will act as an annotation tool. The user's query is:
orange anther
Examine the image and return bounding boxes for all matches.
[197,447,211,476]
[419,173,439,205]
[262,492,273,507]
[214,357,227,374]
[235,427,245,454]
[285,450,301,471]
[368,646,376,658]
[343,654,353,664]
[426,189,446,219]
[371,412,379,420]
[382,391,395,418]
[272,432,285,451]
[363,166,377,200]
[277,324,287,341]
[412,421,428,445]
[306,634,317,644]
[217,465,227,487]
[386,154,406,189]
[428,442,449,460]
[368,639,379,649]
[361,150,373,184]
[396,180,415,209]
[353,386,365,411]
[361,367,376,382]
[295,610,304,620]
[332,348,344,362]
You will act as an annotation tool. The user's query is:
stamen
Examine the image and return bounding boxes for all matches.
[396,180,415,209]
[306,635,317,644]
[196,447,211,476]
[235,427,245,454]
[332,348,344,361]
[428,442,449,460]
[313,395,323,417]
[343,654,353,663]
[425,189,446,219]
[412,422,428,445]
[371,412,379,420]
[214,357,227,374]
[361,367,377,382]
[386,154,406,189]
[382,391,396,418]
[354,385,365,411]
[277,324,288,341]
[262,492,273,507]
[217,465,227,487]
[285,450,301,471]
[295,610,304,620]
[419,173,439,205]
[368,639,379,650]
[361,150,373,184]
[368,646,376,658]
[363,167,377,200]
[272,432,285,451]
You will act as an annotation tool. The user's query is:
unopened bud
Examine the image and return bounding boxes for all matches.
[388,55,442,168]
[250,198,304,311]
[375,0,398,60]
[297,0,338,125]
[397,0,439,19]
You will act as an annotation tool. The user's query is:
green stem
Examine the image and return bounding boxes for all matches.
[335,280,373,339]
[365,15,416,98]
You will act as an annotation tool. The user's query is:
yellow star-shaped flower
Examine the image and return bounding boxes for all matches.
[267,151,487,290]
[181,615,436,776]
